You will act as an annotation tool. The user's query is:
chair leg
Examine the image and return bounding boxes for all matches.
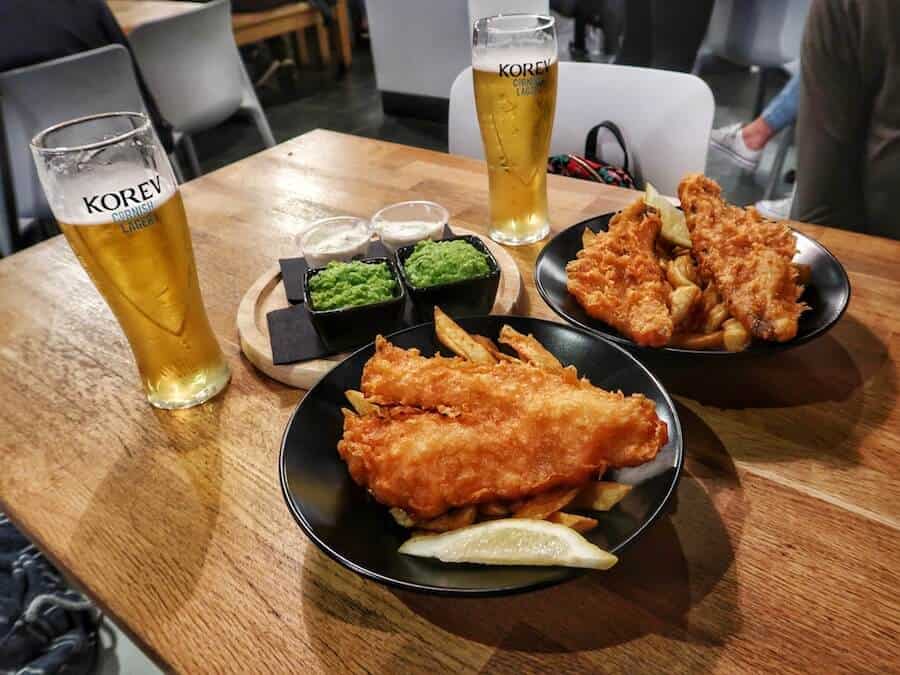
[334,0,353,70]
[181,136,202,178]
[39,217,59,239]
[753,67,771,119]
[169,152,186,184]
[572,14,587,58]
[247,104,276,148]
[763,124,795,200]
[692,47,713,76]
[316,16,332,67]
[294,28,311,66]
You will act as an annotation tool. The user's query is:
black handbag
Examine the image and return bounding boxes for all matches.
[548,121,638,189]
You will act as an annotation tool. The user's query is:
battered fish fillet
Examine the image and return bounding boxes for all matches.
[338,337,667,520]
[678,174,805,342]
[565,200,673,346]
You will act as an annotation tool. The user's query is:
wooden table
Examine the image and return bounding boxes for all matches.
[107,0,199,31]
[232,0,352,70]
[109,0,353,70]
[1,130,897,673]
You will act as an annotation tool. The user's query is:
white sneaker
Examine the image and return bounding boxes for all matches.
[755,195,794,221]
[710,123,763,171]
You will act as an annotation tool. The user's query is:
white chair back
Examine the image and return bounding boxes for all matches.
[449,62,714,196]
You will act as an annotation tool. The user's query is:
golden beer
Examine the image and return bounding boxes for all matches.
[59,191,230,409]
[474,61,557,244]
[33,112,230,409]
[473,14,558,246]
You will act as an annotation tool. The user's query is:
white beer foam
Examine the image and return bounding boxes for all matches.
[472,46,557,73]
[52,165,177,226]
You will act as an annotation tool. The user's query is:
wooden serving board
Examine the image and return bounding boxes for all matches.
[236,227,524,389]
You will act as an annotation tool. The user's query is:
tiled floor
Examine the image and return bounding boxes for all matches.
[191,41,795,208]
[191,46,447,173]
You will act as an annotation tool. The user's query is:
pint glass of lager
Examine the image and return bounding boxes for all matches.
[473,14,557,246]
[31,112,230,409]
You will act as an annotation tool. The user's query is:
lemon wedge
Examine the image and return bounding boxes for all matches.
[398,518,618,569]
[645,182,693,248]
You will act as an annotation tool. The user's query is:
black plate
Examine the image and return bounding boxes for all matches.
[279,315,683,596]
[535,214,852,355]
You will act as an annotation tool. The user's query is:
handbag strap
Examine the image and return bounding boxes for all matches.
[566,155,605,183]
[585,121,630,172]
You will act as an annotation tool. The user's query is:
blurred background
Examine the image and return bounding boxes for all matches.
[198,0,802,208]
[1,0,810,257]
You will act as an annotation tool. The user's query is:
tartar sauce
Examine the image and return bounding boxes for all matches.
[298,217,371,267]
[378,220,444,251]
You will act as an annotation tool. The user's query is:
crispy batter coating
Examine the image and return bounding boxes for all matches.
[565,200,673,346]
[338,338,668,520]
[678,174,805,342]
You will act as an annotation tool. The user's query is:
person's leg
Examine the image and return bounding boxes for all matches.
[793,0,867,231]
[739,118,776,152]
[650,0,715,72]
[614,0,652,67]
[737,72,801,152]
[709,122,765,170]
[711,68,800,169]
[761,72,800,134]
[857,0,900,239]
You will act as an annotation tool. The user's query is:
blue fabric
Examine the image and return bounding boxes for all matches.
[762,72,800,133]
[0,513,98,675]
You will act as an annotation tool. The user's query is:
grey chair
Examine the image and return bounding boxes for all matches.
[0,44,180,256]
[128,0,276,178]
[0,108,26,257]
[0,171,22,257]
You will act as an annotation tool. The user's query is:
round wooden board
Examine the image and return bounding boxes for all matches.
[236,228,524,389]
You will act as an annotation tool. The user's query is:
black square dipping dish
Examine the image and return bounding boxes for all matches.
[396,235,500,321]
[304,257,405,352]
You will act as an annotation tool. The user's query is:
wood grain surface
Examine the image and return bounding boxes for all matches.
[0,130,897,674]
[230,2,322,50]
[107,0,200,33]
[110,0,353,69]
[236,226,525,389]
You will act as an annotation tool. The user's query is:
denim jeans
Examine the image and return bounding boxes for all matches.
[761,72,800,133]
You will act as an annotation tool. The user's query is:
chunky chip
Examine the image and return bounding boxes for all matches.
[434,307,496,364]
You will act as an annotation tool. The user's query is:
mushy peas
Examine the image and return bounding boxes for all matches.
[403,240,491,288]
[309,261,397,310]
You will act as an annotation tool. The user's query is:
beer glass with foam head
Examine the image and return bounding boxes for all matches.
[473,14,558,246]
[31,112,230,409]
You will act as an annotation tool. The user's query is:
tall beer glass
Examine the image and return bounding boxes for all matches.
[473,14,558,246]
[31,112,230,409]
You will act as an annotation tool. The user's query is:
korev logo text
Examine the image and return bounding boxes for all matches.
[82,174,163,233]
[498,59,552,77]
[498,59,552,96]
